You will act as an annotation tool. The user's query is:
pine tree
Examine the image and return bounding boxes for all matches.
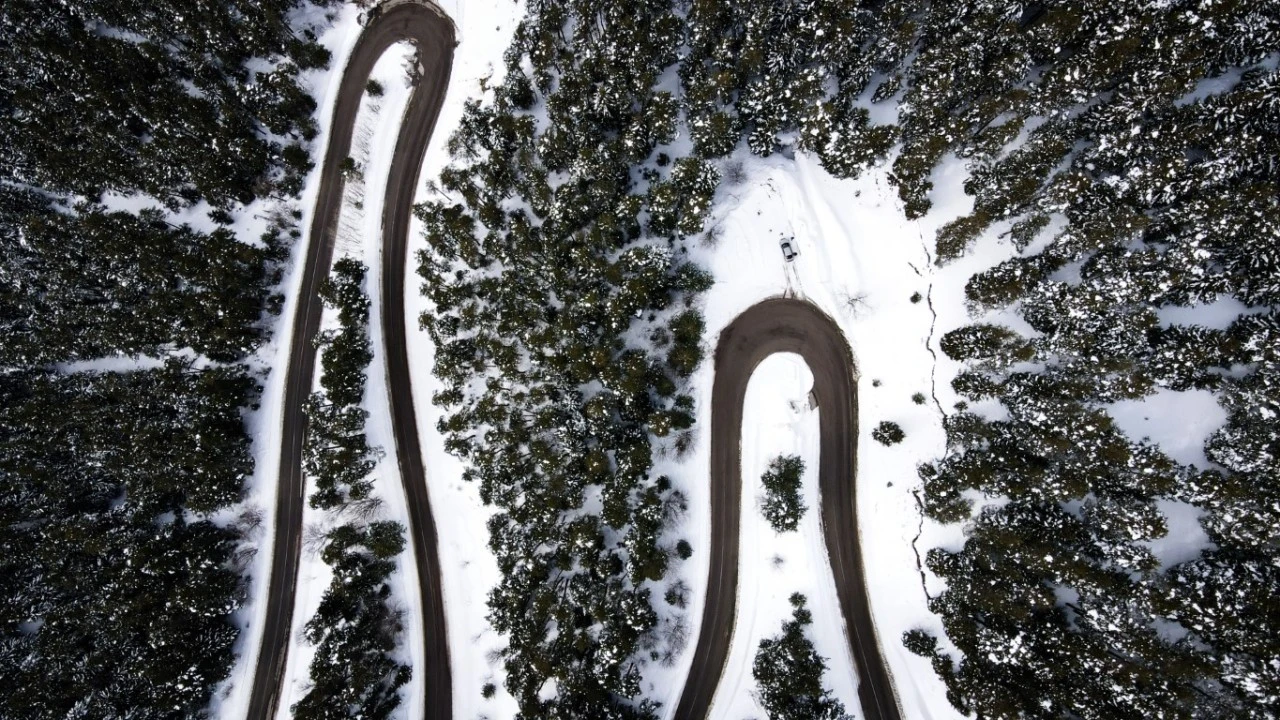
[753,594,846,720]
[294,523,412,720]
[760,454,806,532]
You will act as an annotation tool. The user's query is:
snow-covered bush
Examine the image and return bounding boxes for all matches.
[760,454,807,532]
[872,421,905,447]
[752,594,847,720]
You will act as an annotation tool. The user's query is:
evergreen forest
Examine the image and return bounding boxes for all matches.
[0,0,339,715]
[760,454,807,532]
[0,0,1276,718]
[421,0,1279,717]
[753,594,847,720]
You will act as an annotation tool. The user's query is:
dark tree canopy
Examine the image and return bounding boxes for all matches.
[760,454,807,532]
[753,594,847,720]
[0,362,258,717]
[0,0,338,714]
[293,522,411,720]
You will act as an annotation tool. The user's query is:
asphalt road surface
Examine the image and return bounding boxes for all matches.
[674,298,902,720]
[247,4,455,719]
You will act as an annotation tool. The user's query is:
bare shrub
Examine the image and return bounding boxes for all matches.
[663,489,688,524]
[839,290,871,318]
[701,222,723,249]
[230,545,258,572]
[659,616,690,667]
[235,504,264,534]
[673,428,697,458]
[383,602,408,636]
[664,579,690,608]
[723,158,747,185]
[302,522,330,558]
[342,495,384,520]
[404,50,422,85]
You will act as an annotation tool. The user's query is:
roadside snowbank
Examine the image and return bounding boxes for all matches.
[215,5,365,717]
[405,1,526,717]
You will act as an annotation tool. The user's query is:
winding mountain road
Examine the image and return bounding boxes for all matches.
[674,298,902,720]
[247,4,455,719]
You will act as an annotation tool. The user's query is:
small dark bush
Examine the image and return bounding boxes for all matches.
[761,454,806,532]
[675,539,693,559]
[665,581,689,608]
[873,421,905,446]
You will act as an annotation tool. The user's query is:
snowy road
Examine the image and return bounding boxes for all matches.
[247,3,455,719]
[675,298,902,720]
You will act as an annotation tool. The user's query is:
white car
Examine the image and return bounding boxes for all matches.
[780,237,798,262]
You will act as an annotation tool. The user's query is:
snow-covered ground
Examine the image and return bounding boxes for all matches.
[642,150,986,720]
[218,0,1238,717]
[1106,389,1221,569]
[707,353,860,718]
[217,1,525,718]
[1107,389,1225,470]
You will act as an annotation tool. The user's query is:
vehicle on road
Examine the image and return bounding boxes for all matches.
[780,236,798,262]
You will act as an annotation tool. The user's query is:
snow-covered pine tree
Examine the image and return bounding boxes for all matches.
[753,594,847,720]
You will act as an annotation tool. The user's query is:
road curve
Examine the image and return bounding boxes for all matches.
[673,298,901,720]
[248,4,455,719]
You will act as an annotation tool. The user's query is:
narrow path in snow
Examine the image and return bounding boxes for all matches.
[247,4,456,719]
[675,298,902,720]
